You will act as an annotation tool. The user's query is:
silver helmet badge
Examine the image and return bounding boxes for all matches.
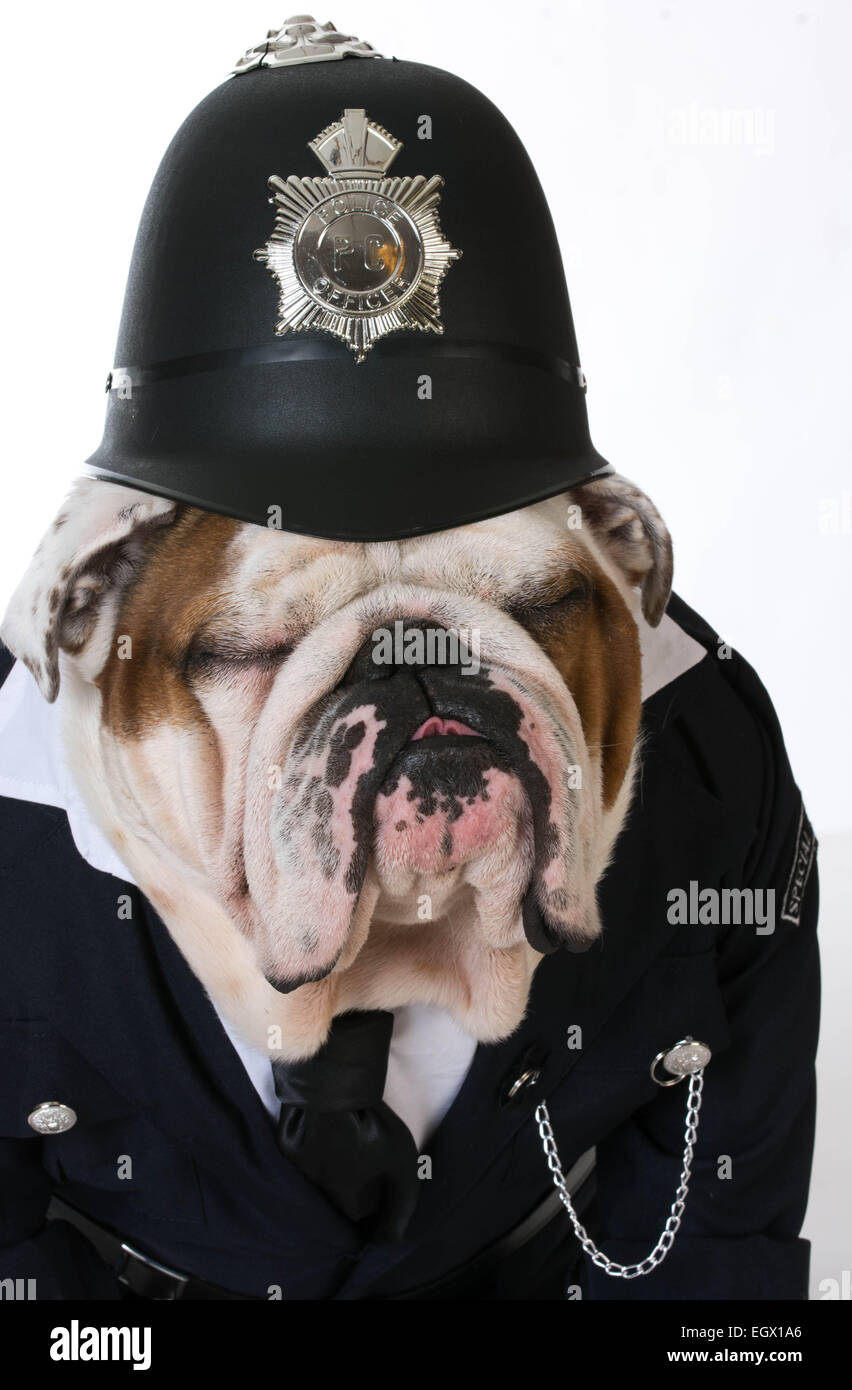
[254,107,462,362]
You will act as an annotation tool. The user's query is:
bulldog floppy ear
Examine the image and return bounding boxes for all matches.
[570,474,673,626]
[0,478,178,702]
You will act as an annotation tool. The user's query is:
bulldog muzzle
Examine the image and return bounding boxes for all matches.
[264,622,591,992]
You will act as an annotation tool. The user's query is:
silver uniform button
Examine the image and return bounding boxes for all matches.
[650,1036,712,1087]
[27,1102,77,1135]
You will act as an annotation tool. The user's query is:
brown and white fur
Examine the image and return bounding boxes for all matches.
[0,475,672,1061]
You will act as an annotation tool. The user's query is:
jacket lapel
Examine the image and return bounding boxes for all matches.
[33,828,364,1256]
[127,890,368,1253]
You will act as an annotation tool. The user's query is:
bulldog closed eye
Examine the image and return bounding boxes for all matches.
[0,473,671,1061]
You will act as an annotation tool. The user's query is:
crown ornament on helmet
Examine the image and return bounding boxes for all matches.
[308,107,401,175]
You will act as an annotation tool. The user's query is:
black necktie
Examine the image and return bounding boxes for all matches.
[272,1009,420,1242]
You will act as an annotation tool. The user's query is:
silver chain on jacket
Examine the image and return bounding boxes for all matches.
[535,1067,705,1280]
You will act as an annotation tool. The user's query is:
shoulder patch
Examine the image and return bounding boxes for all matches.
[780,800,817,926]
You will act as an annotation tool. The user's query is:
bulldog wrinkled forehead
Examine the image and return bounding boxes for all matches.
[217,493,609,603]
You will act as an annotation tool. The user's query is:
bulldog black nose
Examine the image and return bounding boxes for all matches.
[340,619,462,685]
[340,633,389,685]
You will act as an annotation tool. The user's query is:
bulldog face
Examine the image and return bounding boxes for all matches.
[1,475,671,1056]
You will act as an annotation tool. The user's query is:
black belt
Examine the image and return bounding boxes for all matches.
[389,1149,596,1300]
[46,1197,253,1301]
[46,1147,595,1301]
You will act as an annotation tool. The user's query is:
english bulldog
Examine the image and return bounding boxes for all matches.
[0,473,672,1061]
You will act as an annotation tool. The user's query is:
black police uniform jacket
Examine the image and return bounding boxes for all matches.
[0,594,820,1301]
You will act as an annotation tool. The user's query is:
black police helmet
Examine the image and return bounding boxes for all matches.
[85,17,612,539]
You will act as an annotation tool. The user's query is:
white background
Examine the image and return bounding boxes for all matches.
[0,1,849,1296]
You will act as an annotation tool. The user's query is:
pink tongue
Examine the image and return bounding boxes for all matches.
[410,716,479,740]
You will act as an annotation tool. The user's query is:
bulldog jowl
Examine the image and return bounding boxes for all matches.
[260,623,598,1002]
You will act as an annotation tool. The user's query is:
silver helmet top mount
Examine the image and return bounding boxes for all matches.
[232,15,384,74]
